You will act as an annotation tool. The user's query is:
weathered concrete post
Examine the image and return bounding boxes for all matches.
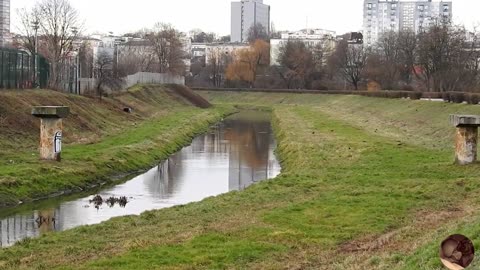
[450,115,480,165]
[32,106,70,161]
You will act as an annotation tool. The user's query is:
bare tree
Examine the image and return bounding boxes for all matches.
[273,65,298,89]
[397,30,418,86]
[30,0,82,90]
[276,41,318,89]
[116,41,156,76]
[416,19,479,92]
[247,23,269,43]
[374,31,402,89]
[147,23,186,75]
[95,51,123,98]
[329,41,368,90]
[207,48,231,87]
[15,8,41,55]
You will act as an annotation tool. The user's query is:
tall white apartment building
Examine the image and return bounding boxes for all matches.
[231,0,270,43]
[0,0,9,46]
[363,0,453,46]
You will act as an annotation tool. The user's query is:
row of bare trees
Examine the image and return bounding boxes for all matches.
[206,19,480,92]
[332,19,480,92]
[188,41,269,89]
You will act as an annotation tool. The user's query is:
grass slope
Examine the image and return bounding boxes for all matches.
[0,85,232,206]
[1,91,480,269]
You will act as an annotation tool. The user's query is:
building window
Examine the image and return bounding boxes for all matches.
[418,5,424,11]
[367,3,373,9]
[443,5,449,12]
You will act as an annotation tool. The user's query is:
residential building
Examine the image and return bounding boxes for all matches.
[270,29,337,66]
[231,0,270,43]
[191,43,208,59]
[363,0,453,46]
[205,43,250,64]
[0,0,10,46]
[92,35,119,70]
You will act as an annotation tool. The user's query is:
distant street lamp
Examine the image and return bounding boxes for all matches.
[71,27,79,94]
[32,20,39,88]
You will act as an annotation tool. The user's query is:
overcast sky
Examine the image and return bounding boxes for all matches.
[10,0,480,36]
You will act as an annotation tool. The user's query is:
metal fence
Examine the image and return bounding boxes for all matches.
[0,47,49,89]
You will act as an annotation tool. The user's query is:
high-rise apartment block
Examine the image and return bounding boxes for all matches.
[0,0,9,46]
[231,0,270,43]
[363,0,452,46]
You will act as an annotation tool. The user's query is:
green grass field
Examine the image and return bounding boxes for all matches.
[1,90,480,269]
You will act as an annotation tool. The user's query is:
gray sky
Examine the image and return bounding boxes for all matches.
[10,0,480,36]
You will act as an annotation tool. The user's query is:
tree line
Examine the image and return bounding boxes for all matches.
[15,0,193,93]
[191,19,480,93]
[13,0,480,94]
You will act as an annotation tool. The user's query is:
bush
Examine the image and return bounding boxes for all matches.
[408,92,422,100]
[449,92,466,103]
[466,94,480,105]
[441,92,451,102]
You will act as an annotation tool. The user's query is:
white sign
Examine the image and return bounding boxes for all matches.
[54,131,62,153]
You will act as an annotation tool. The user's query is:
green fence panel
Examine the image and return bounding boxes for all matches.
[0,47,49,89]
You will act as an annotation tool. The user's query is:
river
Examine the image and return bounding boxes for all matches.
[0,110,281,247]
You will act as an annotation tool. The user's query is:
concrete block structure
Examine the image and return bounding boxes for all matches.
[450,115,480,165]
[32,106,70,161]
[231,0,270,43]
[363,0,453,46]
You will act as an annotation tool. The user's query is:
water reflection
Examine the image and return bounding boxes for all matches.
[0,111,281,247]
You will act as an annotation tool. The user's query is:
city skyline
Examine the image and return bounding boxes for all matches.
[9,0,480,37]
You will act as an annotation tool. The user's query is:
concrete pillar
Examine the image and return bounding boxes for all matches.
[455,126,478,165]
[450,115,480,165]
[32,106,70,162]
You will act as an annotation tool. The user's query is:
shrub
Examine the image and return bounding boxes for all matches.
[441,92,451,102]
[408,92,422,100]
[449,92,465,103]
[467,94,480,105]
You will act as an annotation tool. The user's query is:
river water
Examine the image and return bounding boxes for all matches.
[0,111,281,248]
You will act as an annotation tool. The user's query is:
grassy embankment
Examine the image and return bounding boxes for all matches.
[0,85,231,207]
[2,91,480,269]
